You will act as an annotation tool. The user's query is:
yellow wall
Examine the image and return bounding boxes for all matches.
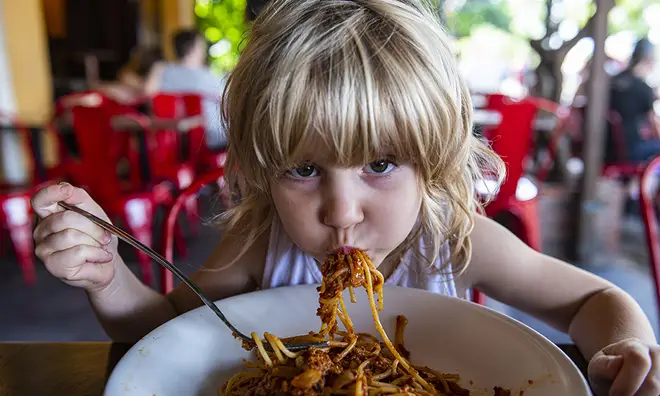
[160,0,195,60]
[42,0,66,38]
[0,0,54,183]
[2,0,53,125]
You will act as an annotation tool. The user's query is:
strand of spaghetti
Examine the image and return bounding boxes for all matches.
[416,365,454,392]
[269,336,300,359]
[360,258,434,393]
[319,277,327,294]
[355,376,364,396]
[336,308,353,334]
[338,292,355,332]
[390,359,400,377]
[334,334,358,361]
[348,285,356,303]
[263,333,285,363]
[326,266,349,284]
[251,332,273,367]
[362,253,385,310]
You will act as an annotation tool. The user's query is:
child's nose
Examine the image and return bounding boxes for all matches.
[322,187,364,230]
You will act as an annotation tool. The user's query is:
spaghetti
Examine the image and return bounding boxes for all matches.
[221,249,511,395]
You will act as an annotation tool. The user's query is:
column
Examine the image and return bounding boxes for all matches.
[0,0,53,184]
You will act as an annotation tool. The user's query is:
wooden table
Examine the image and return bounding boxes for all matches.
[0,342,589,395]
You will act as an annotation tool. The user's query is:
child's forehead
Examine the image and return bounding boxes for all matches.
[287,133,393,166]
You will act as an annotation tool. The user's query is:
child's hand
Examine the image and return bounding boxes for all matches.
[588,338,660,396]
[31,183,118,292]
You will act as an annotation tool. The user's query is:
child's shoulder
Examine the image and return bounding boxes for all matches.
[168,228,271,312]
[210,228,271,274]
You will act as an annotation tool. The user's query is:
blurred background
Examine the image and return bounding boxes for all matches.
[1,0,659,344]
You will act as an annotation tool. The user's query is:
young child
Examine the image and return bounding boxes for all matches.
[32,0,658,394]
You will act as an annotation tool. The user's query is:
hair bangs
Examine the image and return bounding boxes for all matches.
[249,9,462,175]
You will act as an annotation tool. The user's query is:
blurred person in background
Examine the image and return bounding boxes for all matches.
[89,48,162,104]
[145,29,227,150]
[609,37,659,163]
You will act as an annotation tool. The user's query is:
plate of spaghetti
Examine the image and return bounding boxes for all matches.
[105,249,591,396]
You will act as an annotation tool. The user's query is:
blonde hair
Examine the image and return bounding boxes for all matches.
[219,0,504,273]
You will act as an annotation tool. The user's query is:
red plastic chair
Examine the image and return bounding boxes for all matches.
[161,167,225,294]
[0,112,57,285]
[148,93,200,226]
[149,93,182,169]
[472,95,545,306]
[180,93,227,171]
[49,92,138,185]
[480,94,541,249]
[638,155,660,325]
[68,104,173,287]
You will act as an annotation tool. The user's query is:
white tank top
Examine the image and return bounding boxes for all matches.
[262,219,458,297]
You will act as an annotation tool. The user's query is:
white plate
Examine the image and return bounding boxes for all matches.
[105,285,592,395]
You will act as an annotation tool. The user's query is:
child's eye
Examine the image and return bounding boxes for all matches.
[364,160,396,174]
[286,164,319,178]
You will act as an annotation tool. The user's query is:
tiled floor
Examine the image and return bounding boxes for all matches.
[1,199,658,343]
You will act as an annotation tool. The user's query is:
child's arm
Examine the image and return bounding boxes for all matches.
[92,231,267,343]
[462,214,658,394]
[32,180,267,343]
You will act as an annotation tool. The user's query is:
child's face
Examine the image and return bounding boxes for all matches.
[270,148,422,267]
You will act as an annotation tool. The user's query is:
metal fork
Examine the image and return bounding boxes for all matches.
[58,202,330,352]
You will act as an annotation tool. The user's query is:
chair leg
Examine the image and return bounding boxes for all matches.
[122,199,155,287]
[184,196,199,236]
[9,223,37,285]
[2,196,36,285]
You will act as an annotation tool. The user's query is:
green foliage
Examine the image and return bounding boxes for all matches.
[194,0,657,74]
[195,0,250,74]
[445,0,512,38]
[447,0,657,40]
[609,0,660,36]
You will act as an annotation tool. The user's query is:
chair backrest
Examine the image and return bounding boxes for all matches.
[150,92,219,168]
[151,93,183,119]
[181,93,208,165]
[483,94,539,203]
[69,105,124,202]
[149,93,185,166]
[161,167,225,293]
[639,155,660,325]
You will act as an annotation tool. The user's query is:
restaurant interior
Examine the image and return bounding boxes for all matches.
[1,0,660,394]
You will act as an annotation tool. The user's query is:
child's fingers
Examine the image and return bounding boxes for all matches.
[606,341,652,396]
[40,245,113,281]
[35,229,104,259]
[31,182,110,222]
[588,353,623,381]
[33,211,111,245]
[635,348,660,396]
[31,183,74,218]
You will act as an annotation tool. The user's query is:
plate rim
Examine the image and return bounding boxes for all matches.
[105,284,592,395]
